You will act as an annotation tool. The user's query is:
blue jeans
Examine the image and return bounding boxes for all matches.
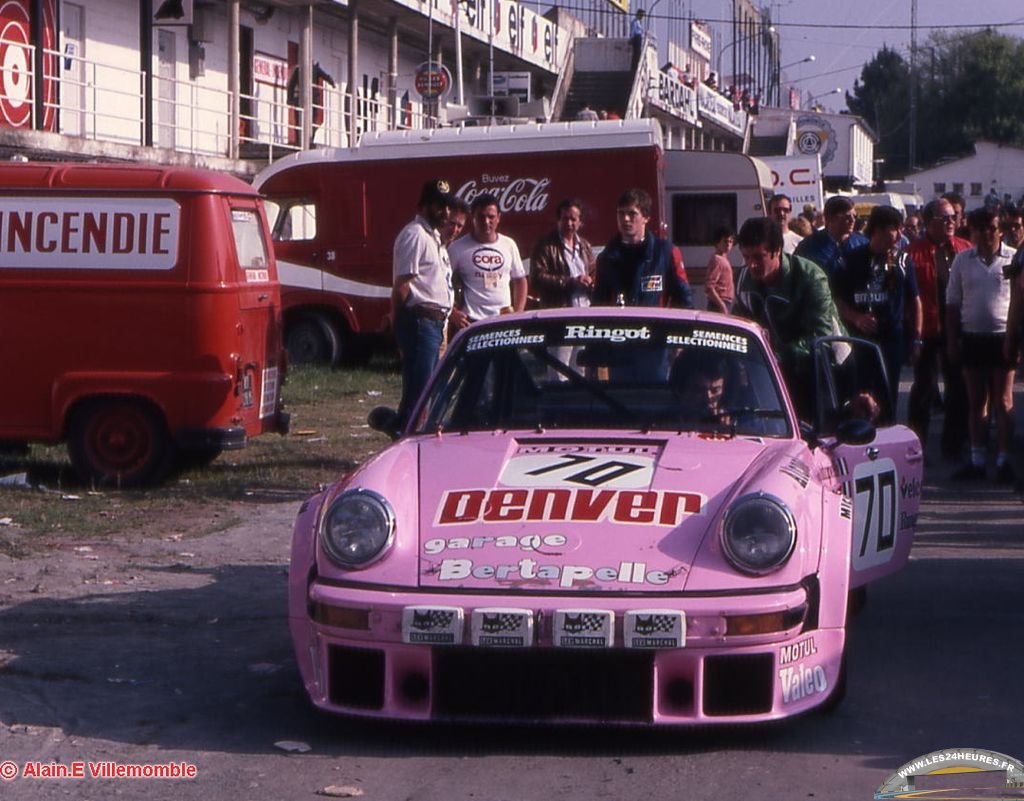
[395,308,444,426]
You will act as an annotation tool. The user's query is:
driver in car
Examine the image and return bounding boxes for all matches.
[672,352,731,424]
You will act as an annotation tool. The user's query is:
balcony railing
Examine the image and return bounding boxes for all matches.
[1,36,439,160]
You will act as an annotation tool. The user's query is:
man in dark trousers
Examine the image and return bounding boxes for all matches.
[906,198,972,460]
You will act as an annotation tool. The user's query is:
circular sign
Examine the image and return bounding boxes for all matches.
[414,61,452,101]
[0,2,32,127]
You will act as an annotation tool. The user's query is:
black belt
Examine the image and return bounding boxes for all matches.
[406,303,449,322]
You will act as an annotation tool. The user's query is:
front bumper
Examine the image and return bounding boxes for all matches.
[290,581,845,725]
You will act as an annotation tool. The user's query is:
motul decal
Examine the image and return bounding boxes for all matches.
[435,487,703,526]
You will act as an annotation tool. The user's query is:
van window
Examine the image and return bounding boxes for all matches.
[231,208,270,268]
[670,193,737,246]
[268,199,317,242]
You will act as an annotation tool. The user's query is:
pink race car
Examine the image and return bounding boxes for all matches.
[288,308,922,724]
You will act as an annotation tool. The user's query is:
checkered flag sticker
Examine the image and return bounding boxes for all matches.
[480,613,523,633]
[471,608,533,647]
[633,614,675,634]
[561,613,605,633]
[554,609,615,648]
[402,606,464,645]
[625,609,685,649]
[411,609,455,630]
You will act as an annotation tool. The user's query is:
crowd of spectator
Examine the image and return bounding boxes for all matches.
[392,178,1021,485]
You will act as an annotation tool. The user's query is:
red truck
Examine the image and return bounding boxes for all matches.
[255,119,771,365]
[0,162,289,486]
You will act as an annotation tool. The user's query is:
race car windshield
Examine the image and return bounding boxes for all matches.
[415,319,792,438]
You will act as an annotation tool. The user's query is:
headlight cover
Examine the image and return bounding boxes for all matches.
[721,493,796,575]
[320,488,396,569]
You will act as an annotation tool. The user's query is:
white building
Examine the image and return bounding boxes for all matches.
[907,141,1024,209]
[0,0,753,174]
[748,107,876,191]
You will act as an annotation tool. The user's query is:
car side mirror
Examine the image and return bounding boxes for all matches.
[368,406,402,440]
[834,416,876,446]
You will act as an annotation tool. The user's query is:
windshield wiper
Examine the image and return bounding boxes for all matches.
[528,347,632,417]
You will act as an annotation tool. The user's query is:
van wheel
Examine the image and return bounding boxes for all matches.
[286,313,341,366]
[68,400,173,487]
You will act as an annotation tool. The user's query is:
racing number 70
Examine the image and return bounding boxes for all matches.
[854,468,896,558]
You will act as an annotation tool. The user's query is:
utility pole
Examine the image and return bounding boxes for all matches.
[908,0,917,170]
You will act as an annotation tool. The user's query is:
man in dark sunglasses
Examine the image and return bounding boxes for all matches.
[768,193,804,255]
[1000,207,1023,250]
[794,195,868,278]
[906,198,972,460]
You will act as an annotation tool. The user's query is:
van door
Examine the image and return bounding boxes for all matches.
[227,201,283,434]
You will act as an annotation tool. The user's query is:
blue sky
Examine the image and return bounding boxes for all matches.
[686,0,1024,110]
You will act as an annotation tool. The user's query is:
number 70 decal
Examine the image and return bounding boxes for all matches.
[851,458,899,570]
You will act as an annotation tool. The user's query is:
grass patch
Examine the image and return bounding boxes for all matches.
[0,357,403,552]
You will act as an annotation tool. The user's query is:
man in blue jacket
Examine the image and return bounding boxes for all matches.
[593,188,693,309]
[794,195,868,279]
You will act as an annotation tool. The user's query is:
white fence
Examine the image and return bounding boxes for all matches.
[1,36,439,159]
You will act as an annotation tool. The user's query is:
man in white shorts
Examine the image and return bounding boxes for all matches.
[448,193,527,329]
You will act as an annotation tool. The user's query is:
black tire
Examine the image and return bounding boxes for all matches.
[286,313,341,367]
[67,399,174,487]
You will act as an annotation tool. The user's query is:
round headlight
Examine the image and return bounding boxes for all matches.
[721,493,796,575]
[320,488,396,568]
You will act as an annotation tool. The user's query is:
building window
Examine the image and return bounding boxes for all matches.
[952,182,964,195]
[971,183,983,196]
[934,183,946,195]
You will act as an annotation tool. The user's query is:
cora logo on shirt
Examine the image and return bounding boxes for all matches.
[472,247,505,271]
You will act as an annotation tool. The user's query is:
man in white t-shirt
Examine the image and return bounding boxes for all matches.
[947,207,1016,484]
[448,193,527,328]
[769,194,803,255]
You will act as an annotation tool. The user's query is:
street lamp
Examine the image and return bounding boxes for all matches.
[780,55,815,71]
[806,87,842,108]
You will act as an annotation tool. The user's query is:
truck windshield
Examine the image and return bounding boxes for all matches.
[414,318,792,438]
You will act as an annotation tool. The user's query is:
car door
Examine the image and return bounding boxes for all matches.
[812,337,925,588]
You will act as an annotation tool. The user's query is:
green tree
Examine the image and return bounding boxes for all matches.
[852,30,1024,175]
[846,46,912,176]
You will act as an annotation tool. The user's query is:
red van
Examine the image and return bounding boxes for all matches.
[0,162,289,486]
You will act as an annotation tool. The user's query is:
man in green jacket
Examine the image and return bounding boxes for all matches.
[733,216,843,419]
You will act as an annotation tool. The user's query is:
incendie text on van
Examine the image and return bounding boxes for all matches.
[0,199,180,269]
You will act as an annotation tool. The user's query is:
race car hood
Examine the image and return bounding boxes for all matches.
[416,432,788,593]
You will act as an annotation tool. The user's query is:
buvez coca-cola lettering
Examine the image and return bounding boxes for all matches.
[455,177,551,213]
